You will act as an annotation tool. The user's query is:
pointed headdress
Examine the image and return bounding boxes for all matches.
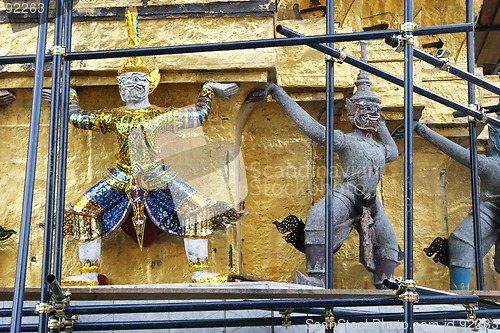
[346,41,381,114]
[118,7,160,94]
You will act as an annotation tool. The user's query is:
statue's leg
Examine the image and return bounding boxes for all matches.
[373,258,399,289]
[297,197,325,286]
[62,179,125,286]
[448,211,497,290]
[371,199,400,289]
[449,265,472,290]
[294,195,352,286]
[62,238,101,286]
[184,237,232,283]
[448,231,473,290]
[184,237,212,280]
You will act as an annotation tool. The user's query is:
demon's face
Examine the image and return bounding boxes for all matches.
[117,72,150,104]
[352,102,381,132]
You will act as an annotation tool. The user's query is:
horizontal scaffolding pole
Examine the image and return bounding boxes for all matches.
[0,295,493,319]
[384,279,457,297]
[0,316,317,332]
[453,104,500,118]
[410,47,500,96]
[0,308,35,317]
[63,295,477,316]
[382,279,500,308]
[277,26,500,128]
[0,23,472,65]
[325,309,494,322]
[475,25,500,32]
[5,305,500,332]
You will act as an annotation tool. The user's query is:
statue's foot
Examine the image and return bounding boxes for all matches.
[191,270,236,283]
[61,273,99,286]
[292,271,324,287]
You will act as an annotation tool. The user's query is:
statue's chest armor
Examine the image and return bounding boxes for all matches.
[116,112,155,136]
[114,112,160,163]
[340,137,385,181]
[344,137,384,166]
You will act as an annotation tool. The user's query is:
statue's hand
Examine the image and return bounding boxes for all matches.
[244,82,276,103]
[41,88,52,102]
[413,120,422,131]
[391,120,424,140]
[202,82,240,100]
[41,88,77,102]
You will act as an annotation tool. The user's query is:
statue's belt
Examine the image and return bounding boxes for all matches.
[103,163,178,191]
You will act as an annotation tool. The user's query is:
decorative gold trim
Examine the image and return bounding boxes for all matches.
[147,67,160,94]
[61,279,99,287]
[192,273,236,284]
[80,260,100,274]
[188,258,209,272]
[66,211,101,241]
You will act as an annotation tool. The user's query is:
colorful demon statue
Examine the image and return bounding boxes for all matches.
[51,7,245,285]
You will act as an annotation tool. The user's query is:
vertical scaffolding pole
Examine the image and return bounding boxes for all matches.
[466,0,484,291]
[324,0,335,292]
[40,1,66,332]
[403,0,415,331]
[10,0,50,332]
[325,0,335,331]
[53,0,74,281]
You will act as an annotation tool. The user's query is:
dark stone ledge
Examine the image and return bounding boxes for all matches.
[0,0,276,23]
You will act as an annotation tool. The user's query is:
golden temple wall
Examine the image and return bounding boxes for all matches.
[0,0,498,290]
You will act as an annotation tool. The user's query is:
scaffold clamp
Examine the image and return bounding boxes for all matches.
[393,277,419,303]
[48,318,63,329]
[63,315,78,333]
[400,22,419,32]
[386,35,405,53]
[49,45,67,56]
[464,304,479,332]
[280,308,293,327]
[325,46,347,64]
[325,308,335,329]
[34,302,53,314]
[439,59,450,71]
[479,111,489,124]
[467,104,488,124]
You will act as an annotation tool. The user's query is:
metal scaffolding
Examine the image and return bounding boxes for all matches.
[2,0,500,332]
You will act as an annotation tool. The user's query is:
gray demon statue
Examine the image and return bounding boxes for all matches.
[418,114,500,290]
[245,41,401,289]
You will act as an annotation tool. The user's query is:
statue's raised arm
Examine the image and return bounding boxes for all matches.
[415,122,488,170]
[375,115,399,162]
[203,82,240,100]
[171,82,240,129]
[42,87,115,133]
[245,81,340,145]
